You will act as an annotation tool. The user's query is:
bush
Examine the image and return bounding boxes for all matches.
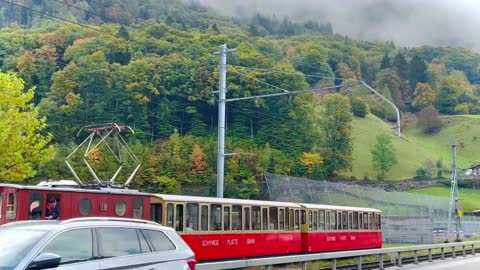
[414,166,430,180]
[454,103,469,115]
[417,105,442,134]
[351,97,369,117]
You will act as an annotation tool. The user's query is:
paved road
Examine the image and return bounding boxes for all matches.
[389,255,480,270]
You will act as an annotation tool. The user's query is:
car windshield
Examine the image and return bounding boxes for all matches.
[0,227,47,270]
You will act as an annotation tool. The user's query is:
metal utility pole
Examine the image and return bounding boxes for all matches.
[447,142,461,242]
[214,44,235,198]
[361,81,401,137]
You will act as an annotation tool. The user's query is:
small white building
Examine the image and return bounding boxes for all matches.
[463,164,480,177]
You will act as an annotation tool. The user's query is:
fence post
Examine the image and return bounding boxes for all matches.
[428,249,433,262]
[452,246,456,258]
[379,254,384,269]
[473,244,476,255]
[397,252,402,266]
[357,256,362,270]
[301,262,307,270]
[265,265,272,270]
[441,247,445,260]
[463,245,466,257]
[332,258,337,270]
[414,250,418,264]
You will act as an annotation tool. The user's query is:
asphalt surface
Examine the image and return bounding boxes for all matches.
[389,254,480,270]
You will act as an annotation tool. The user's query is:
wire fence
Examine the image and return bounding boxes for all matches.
[264,172,480,244]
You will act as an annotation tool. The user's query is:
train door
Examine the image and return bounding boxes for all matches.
[150,202,163,224]
[28,192,43,220]
[1,188,18,224]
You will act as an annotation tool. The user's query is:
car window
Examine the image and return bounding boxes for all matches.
[141,229,176,252]
[97,228,141,257]
[137,230,151,253]
[40,229,93,265]
[0,228,46,270]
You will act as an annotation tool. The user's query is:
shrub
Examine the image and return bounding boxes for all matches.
[351,97,369,117]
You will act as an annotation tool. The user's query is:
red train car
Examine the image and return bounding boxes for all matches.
[151,194,382,261]
[0,182,151,225]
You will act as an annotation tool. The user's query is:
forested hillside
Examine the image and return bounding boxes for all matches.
[2,0,480,197]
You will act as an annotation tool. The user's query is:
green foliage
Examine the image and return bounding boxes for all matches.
[150,176,182,194]
[436,70,473,114]
[412,83,436,110]
[408,55,428,92]
[370,133,397,180]
[317,94,353,176]
[351,97,369,117]
[0,71,55,182]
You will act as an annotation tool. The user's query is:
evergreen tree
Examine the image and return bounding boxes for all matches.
[392,52,408,81]
[118,25,129,39]
[380,52,391,70]
[408,55,428,93]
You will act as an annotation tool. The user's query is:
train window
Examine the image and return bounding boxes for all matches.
[6,193,17,219]
[348,212,353,230]
[167,203,174,228]
[313,211,318,230]
[175,204,184,231]
[289,209,294,231]
[279,209,285,230]
[378,214,382,230]
[0,193,2,218]
[262,208,268,230]
[201,205,209,231]
[363,213,368,230]
[79,198,92,216]
[368,213,372,230]
[232,205,242,230]
[325,211,330,230]
[29,192,43,220]
[223,206,231,231]
[359,212,363,230]
[319,210,325,230]
[342,212,348,230]
[308,210,313,231]
[330,211,336,230]
[133,198,143,219]
[115,200,127,217]
[372,214,377,230]
[301,210,306,225]
[186,203,199,231]
[269,207,278,230]
[285,208,290,231]
[244,207,251,230]
[353,212,359,229]
[252,206,261,230]
[337,212,342,230]
[150,203,162,224]
[210,204,222,231]
[295,210,300,230]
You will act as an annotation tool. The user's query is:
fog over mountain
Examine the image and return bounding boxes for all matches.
[196,0,480,50]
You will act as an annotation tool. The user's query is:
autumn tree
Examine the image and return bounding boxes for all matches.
[0,72,55,182]
[417,105,442,134]
[302,152,322,174]
[317,94,353,176]
[371,133,397,180]
[412,83,436,110]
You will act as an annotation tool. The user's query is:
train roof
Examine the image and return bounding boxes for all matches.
[152,194,382,212]
[152,194,301,208]
[299,203,381,213]
[0,183,150,196]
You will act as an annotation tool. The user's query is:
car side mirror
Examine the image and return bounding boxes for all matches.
[27,253,62,270]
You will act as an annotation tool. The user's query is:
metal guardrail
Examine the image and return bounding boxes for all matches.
[197,241,480,270]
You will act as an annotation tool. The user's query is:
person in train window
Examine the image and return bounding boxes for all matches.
[45,197,60,220]
[185,220,194,231]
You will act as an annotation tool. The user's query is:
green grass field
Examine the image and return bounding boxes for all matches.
[409,187,480,212]
[346,114,480,180]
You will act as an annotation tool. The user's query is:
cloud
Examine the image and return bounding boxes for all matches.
[195,0,480,50]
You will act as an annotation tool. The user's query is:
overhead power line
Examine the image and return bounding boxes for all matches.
[231,65,350,81]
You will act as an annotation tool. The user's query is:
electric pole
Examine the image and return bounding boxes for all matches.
[447,142,461,242]
[214,44,235,198]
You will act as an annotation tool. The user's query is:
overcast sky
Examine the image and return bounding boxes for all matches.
[196,0,480,50]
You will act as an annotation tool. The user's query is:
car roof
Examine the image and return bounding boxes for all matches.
[1,218,171,232]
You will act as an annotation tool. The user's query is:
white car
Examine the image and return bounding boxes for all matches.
[0,217,196,270]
